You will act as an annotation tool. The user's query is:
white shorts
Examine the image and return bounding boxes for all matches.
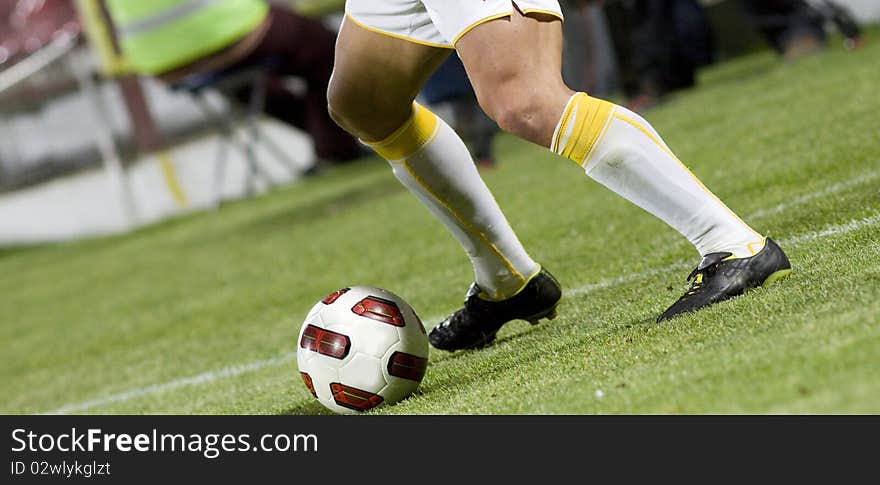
[345,0,564,49]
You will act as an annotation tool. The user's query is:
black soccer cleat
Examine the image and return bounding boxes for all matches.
[429,267,562,351]
[657,238,792,322]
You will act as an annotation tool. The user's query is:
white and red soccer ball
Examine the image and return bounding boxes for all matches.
[296,286,429,414]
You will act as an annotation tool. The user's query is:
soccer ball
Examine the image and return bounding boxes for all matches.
[296,286,429,414]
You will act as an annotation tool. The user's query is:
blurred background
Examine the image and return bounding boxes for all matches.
[0,0,876,245]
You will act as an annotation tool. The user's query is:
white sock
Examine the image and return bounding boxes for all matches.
[365,103,540,300]
[552,93,765,258]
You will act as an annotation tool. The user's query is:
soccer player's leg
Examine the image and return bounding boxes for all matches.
[454,8,791,322]
[327,17,562,350]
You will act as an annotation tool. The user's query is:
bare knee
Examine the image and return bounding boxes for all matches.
[326,81,360,136]
[481,88,536,136]
[477,80,552,143]
[455,9,573,146]
[327,80,414,142]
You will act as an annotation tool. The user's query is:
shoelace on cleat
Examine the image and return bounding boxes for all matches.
[683,269,710,297]
[681,251,733,299]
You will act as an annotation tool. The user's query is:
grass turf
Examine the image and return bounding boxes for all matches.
[2,33,878,415]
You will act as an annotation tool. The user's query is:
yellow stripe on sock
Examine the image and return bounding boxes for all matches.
[558,94,614,165]
[377,104,529,293]
[399,159,527,287]
[561,95,588,160]
[613,112,763,242]
[747,238,767,255]
[552,95,578,153]
[366,103,439,161]
[574,96,613,162]
[581,105,616,167]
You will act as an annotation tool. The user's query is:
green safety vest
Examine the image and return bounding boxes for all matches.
[105,0,269,75]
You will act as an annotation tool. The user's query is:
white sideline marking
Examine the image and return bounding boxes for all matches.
[46,354,296,415]
[784,213,880,244]
[748,170,879,219]
[43,211,879,415]
[565,262,690,297]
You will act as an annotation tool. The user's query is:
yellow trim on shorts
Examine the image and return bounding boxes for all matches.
[344,13,454,50]
[521,9,565,22]
[452,12,513,46]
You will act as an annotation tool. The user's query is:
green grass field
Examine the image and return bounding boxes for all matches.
[3,34,879,415]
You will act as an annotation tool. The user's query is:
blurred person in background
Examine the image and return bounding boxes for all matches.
[573,0,861,112]
[101,0,362,164]
[741,0,827,60]
[585,0,714,112]
[741,0,863,60]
